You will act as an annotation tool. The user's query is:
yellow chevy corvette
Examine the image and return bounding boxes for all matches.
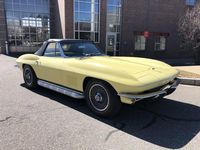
[16,39,180,117]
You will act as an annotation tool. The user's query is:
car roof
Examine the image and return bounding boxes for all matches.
[47,39,92,43]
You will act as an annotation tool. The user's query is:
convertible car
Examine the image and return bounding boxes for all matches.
[16,39,180,117]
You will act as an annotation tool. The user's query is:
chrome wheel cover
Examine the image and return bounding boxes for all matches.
[24,68,33,86]
[88,84,110,112]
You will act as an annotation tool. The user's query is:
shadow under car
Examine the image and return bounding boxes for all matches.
[21,83,200,149]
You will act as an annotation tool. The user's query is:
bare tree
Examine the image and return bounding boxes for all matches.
[178,3,200,64]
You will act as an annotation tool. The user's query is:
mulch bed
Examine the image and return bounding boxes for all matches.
[178,69,200,79]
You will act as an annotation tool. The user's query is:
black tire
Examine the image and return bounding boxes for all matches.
[85,80,121,117]
[23,65,37,89]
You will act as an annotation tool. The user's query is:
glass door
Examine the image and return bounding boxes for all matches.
[106,33,117,56]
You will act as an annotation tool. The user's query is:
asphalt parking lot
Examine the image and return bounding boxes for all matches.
[1,54,200,150]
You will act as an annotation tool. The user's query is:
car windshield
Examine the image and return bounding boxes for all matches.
[60,42,104,57]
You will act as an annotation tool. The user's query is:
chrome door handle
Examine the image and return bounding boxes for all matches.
[36,60,40,65]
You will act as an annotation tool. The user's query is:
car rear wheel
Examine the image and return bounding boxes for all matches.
[85,80,121,117]
[23,65,37,89]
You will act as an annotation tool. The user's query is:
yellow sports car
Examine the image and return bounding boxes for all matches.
[16,39,180,117]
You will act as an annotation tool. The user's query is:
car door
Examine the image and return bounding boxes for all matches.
[36,42,63,84]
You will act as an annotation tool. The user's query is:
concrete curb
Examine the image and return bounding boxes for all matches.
[179,77,200,86]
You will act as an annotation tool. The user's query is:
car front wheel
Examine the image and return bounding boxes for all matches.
[85,80,121,117]
[23,65,37,89]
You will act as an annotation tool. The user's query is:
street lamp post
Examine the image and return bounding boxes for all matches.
[5,41,9,55]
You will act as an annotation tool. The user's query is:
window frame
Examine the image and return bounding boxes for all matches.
[73,0,101,43]
[5,0,50,48]
[154,36,167,51]
[134,35,146,51]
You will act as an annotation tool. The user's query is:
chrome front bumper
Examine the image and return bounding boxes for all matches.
[118,78,181,102]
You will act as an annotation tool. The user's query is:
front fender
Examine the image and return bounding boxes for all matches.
[16,54,39,70]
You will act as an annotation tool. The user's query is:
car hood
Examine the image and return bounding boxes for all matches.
[65,56,178,85]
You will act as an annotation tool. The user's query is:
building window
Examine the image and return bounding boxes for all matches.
[74,0,100,43]
[5,0,50,48]
[134,35,146,51]
[107,0,121,33]
[106,0,121,55]
[155,36,166,51]
[186,0,196,6]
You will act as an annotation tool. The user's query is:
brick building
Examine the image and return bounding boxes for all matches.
[0,0,198,61]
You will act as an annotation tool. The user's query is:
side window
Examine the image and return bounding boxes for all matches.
[44,43,56,57]
[56,43,61,57]
[43,43,61,57]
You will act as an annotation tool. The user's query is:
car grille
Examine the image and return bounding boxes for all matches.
[141,84,167,94]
